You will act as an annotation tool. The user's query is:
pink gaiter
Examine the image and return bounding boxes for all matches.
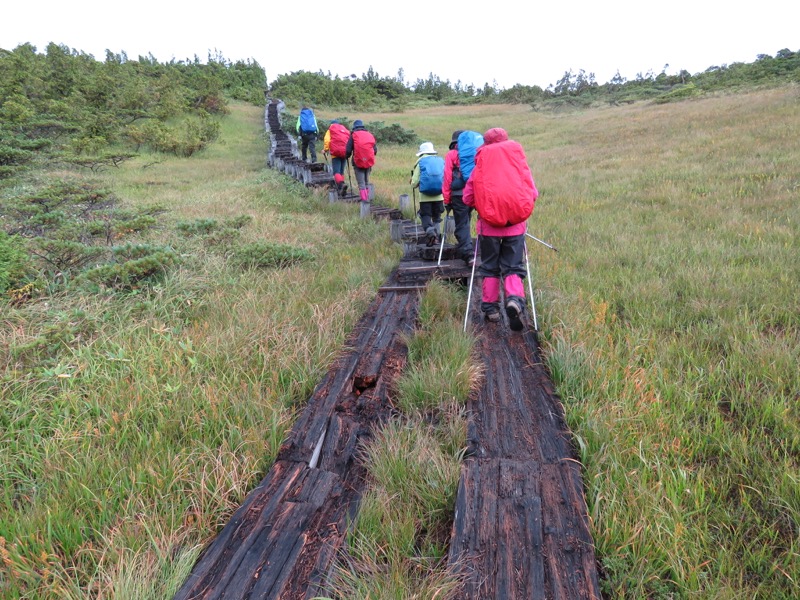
[482,277,500,303]
[505,274,525,299]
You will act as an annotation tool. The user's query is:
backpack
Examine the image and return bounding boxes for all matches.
[457,130,484,181]
[299,108,317,133]
[328,123,349,157]
[471,140,536,227]
[352,130,376,168]
[450,163,465,191]
[418,155,445,195]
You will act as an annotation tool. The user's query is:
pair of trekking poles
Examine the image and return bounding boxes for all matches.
[409,187,557,333]
[462,230,558,333]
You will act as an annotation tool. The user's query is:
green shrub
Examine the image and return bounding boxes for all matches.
[230,241,314,270]
[175,215,251,246]
[652,83,702,104]
[0,231,30,293]
[78,244,178,290]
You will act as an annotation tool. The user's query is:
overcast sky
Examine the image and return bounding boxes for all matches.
[2,1,797,90]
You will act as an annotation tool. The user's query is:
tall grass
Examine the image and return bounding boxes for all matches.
[329,88,799,597]
[1,103,400,598]
[3,87,799,598]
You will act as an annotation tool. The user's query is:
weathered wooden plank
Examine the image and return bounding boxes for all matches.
[280,289,403,463]
[230,469,340,598]
[315,413,364,478]
[496,459,545,600]
[540,461,602,600]
[468,325,576,462]
[450,300,602,600]
[353,292,414,390]
[450,459,547,599]
[173,460,307,599]
[377,285,428,293]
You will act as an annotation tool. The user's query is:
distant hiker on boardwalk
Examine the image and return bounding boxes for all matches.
[346,120,377,203]
[463,127,538,331]
[410,141,446,246]
[323,119,350,197]
[296,106,318,163]
[443,130,474,267]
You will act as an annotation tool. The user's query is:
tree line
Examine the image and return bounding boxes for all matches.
[0,43,267,179]
[269,48,800,109]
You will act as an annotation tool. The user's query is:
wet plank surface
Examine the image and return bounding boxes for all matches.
[173,284,418,600]
[448,309,601,599]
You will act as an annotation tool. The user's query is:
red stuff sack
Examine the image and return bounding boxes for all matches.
[472,140,536,227]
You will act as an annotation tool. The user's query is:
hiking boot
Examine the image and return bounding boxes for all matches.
[506,298,524,331]
[425,230,437,247]
[340,184,348,198]
[485,310,501,323]
[464,255,475,268]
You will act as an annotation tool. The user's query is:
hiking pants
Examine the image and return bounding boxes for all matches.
[354,166,371,202]
[449,193,474,260]
[419,200,444,235]
[478,233,526,314]
[331,156,346,177]
[300,132,317,162]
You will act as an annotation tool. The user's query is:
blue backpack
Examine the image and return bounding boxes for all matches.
[299,108,317,133]
[457,130,484,181]
[419,155,445,195]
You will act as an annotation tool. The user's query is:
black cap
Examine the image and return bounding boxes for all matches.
[449,130,464,150]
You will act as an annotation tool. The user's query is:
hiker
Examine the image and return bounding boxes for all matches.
[463,127,538,331]
[345,120,377,203]
[295,106,318,163]
[443,130,474,266]
[324,119,350,197]
[410,141,445,246]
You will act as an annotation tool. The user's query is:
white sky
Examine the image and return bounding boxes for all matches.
[2,1,798,90]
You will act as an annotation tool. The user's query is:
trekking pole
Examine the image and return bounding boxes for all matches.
[437,206,450,266]
[412,187,418,226]
[525,232,558,252]
[346,159,354,197]
[523,240,539,331]
[463,239,480,332]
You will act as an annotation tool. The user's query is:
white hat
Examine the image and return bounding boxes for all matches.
[416,141,437,156]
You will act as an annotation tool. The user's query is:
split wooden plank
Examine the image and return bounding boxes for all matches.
[174,265,420,600]
[353,292,416,390]
[449,458,546,599]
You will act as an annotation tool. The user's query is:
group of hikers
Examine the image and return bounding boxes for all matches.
[296,106,376,203]
[295,106,539,331]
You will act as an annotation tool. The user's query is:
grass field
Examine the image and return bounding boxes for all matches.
[2,86,799,598]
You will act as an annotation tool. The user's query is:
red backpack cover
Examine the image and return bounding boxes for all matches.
[472,140,536,227]
[352,130,376,168]
[328,123,349,158]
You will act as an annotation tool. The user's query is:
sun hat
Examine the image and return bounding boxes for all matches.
[416,141,437,156]
[353,119,364,128]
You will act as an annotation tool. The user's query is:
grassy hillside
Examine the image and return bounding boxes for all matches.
[2,87,799,598]
[367,89,798,598]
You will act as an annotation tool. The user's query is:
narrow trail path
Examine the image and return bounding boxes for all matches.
[172,101,601,598]
[174,262,601,600]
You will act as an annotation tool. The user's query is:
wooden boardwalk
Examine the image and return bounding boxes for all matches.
[173,255,601,599]
[449,316,601,598]
[174,277,418,599]
[174,96,600,598]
